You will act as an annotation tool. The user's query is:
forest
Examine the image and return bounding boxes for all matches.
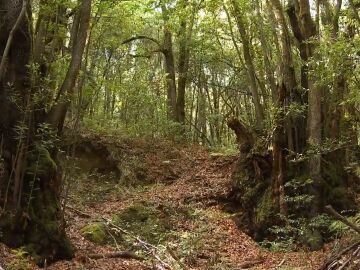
[0,0,359,269]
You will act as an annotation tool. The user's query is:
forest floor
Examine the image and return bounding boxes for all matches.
[0,136,330,269]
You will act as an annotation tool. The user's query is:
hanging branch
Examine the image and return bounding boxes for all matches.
[0,0,28,79]
[122,35,162,48]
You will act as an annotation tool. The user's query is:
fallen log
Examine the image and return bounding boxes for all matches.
[87,251,143,260]
[325,205,360,234]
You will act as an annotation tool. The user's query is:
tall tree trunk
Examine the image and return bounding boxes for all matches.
[176,2,189,125]
[46,0,92,133]
[254,0,277,103]
[161,3,177,121]
[0,0,76,265]
[298,0,323,214]
[176,0,197,125]
[230,0,265,130]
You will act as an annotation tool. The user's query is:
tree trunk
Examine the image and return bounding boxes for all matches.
[161,4,177,122]
[46,0,92,133]
[230,0,265,130]
[298,0,323,214]
[0,0,75,265]
[254,0,277,103]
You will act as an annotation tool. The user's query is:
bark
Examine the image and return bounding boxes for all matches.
[176,0,195,125]
[0,0,28,79]
[196,70,208,144]
[254,0,277,103]
[286,1,309,91]
[46,0,92,133]
[163,30,177,121]
[271,83,288,216]
[298,0,323,214]
[227,118,254,152]
[161,4,177,121]
[0,0,74,265]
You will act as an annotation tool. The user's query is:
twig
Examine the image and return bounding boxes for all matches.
[66,205,92,218]
[337,246,360,270]
[104,219,172,269]
[319,240,360,270]
[166,247,189,270]
[105,225,121,251]
[277,257,286,268]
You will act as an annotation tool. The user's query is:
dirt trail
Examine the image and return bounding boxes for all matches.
[0,140,326,270]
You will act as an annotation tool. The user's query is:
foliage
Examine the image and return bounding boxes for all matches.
[5,248,32,270]
[329,212,360,237]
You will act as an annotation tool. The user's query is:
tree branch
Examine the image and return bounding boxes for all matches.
[325,205,360,234]
[0,0,28,79]
[122,35,162,48]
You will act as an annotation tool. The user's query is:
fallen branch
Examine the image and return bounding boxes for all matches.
[235,259,264,269]
[277,257,286,267]
[103,219,172,269]
[337,246,360,270]
[66,205,92,218]
[325,205,360,234]
[87,251,143,260]
[166,247,189,270]
[319,240,360,270]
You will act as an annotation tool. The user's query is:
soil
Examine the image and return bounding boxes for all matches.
[0,136,330,270]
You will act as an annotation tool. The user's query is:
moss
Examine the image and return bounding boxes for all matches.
[119,158,149,186]
[80,222,108,244]
[301,228,323,251]
[113,202,169,244]
[26,144,57,178]
[119,166,137,186]
[25,243,42,265]
[255,188,274,225]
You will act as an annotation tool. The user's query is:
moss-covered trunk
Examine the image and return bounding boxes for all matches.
[0,0,73,265]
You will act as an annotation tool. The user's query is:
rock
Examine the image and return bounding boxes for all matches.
[80,223,108,244]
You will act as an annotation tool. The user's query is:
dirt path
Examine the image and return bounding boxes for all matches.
[0,142,326,269]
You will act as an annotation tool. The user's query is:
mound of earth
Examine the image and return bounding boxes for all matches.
[0,134,331,269]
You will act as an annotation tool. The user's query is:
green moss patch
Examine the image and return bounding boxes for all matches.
[113,202,170,244]
[255,188,274,225]
[80,223,108,244]
[26,144,57,178]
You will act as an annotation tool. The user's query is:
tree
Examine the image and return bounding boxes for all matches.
[0,0,91,264]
